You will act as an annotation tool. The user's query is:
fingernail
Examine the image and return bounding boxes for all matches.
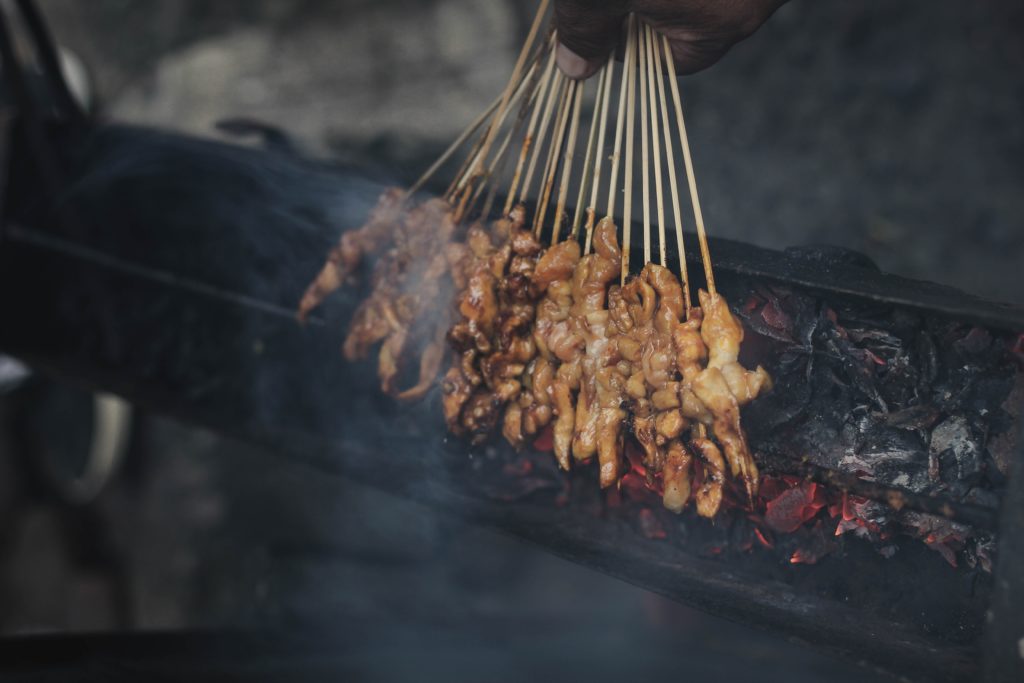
[556,42,596,80]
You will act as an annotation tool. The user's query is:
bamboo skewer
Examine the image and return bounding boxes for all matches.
[585,54,616,253]
[639,21,651,266]
[606,17,633,224]
[571,63,606,239]
[467,105,524,217]
[553,79,585,244]
[662,34,715,295]
[533,78,574,238]
[415,14,715,306]
[469,0,551,185]
[463,61,542,216]
[621,15,639,284]
[644,24,667,269]
[452,61,538,200]
[505,46,558,215]
[445,111,493,202]
[520,71,564,206]
[406,93,503,200]
[480,42,553,218]
[652,29,691,315]
[447,29,550,205]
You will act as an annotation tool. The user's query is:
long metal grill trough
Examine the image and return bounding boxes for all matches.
[1,113,1022,682]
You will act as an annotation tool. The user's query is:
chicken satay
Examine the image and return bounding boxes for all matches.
[533,239,582,361]
[594,364,628,488]
[646,264,685,335]
[570,219,624,480]
[529,240,582,465]
[461,389,503,442]
[568,220,622,456]
[672,309,714,425]
[448,207,552,445]
[335,197,456,400]
[551,378,576,470]
[297,187,405,322]
[386,204,462,397]
[442,365,473,434]
[524,356,555,433]
[457,232,500,338]
[653,393,686,441]
[662,439,693,513]
[698,289,772,405]
[614,263,686,476]
[691,437,726,518]
[631,399,662,473]
[614,285,661,472]
[396,327,449,401]
[502,401,524,446]
[385,209,462,399]
[691,366,759,500]
[342,287,396,361]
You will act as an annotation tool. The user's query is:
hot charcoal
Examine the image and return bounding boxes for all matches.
[449,268,1020,571]
[742,285,1015,471]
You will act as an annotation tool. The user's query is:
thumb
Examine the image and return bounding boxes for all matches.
[554,0,629,80]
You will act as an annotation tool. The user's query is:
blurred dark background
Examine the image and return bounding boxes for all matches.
[1,0,1021,680]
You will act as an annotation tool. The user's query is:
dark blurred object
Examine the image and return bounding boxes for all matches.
[0,356,30,393]
[13,378,132,505]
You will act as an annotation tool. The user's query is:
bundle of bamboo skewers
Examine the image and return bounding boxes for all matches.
[298,0,772,517]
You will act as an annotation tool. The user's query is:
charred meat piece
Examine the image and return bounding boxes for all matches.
[443,206,552,444]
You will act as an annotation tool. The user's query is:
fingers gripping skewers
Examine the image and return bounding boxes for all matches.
[296,6,772,519]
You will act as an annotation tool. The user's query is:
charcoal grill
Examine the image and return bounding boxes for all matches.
[0,2,1021,681]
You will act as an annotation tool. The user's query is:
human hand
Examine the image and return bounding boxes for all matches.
[554,0,789,79]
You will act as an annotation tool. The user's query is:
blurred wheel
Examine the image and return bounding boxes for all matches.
[17,380,133,506]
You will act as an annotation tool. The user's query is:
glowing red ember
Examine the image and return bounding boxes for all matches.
[753,527,774,549]
[763,480,827,533]
[532,425,554,452]
[1010,333,1024,365]
[637,508,668,540]
[760,298,793,331]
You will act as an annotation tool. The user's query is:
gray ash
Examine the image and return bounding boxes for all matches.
[735,280,1020,566]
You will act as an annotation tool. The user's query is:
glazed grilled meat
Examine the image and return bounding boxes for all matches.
[300,194,772,517]
[567,218,623,486]
[442,205,551,443]
[342,197,456,401]
[298,187,404,323]
[299,191,456,401]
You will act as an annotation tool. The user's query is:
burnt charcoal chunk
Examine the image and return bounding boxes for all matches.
[953,327,993,356]
[880,404,941,431]
[930,416,983,493]
[915,331,939,387]
[783,245,881,271]
[961,374,1015,417]
[744,380,811,437]
[732,275,1017,562]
